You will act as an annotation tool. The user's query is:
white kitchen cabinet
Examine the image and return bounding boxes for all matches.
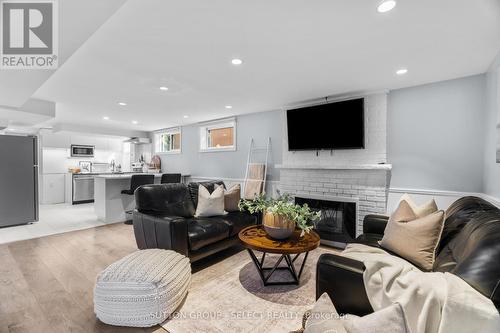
[42,149,69,173]
[107,138,123,152]
[42,174,66,204]
[95,137,108,150]
[71,134,97,147]
[41,133,71,149]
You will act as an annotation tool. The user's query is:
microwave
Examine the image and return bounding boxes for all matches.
[71,145,95,157]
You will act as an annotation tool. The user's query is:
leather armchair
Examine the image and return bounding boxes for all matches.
[133,181,258,262]
[316,196,500,313]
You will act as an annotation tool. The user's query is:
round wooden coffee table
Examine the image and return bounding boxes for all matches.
[238,225,320,286]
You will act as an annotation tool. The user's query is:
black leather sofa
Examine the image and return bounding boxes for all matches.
[316,196,500,315]
[132,180,258,262]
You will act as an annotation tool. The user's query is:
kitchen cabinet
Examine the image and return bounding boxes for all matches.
[107,138,123,152]
[71,134,96,147]
[94,137,108,150]
[41,133,71,149]
[42,174,65,204]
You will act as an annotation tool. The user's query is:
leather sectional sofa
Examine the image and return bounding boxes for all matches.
[132,180,257,262]
[316,196,500,315]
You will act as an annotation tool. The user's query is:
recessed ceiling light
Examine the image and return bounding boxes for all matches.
[377,0,396,13]
[132,120,138,124]
[7,128,15,131]
[225,105,232,109]
[103,116,110,120]
[231,58,243,65]
[183,115,189,119]
[118,102,127,106]
[396,68,408,75]
[159,86,169,91]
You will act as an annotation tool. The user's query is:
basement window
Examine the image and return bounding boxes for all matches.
[199,118,236,152]
[155,127,181,154]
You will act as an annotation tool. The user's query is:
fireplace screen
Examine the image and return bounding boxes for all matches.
[295,196,356,245]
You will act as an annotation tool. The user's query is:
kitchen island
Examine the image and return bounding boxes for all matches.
[94,173,162,223]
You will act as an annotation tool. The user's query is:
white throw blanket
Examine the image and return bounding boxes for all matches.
[342,244,500,333]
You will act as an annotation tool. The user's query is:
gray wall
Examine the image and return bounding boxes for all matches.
[158,110,283,180]
[483,55,500,198]
[159,74,491,195]
[387,74,487,192]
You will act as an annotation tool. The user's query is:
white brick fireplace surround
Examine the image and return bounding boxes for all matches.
[278,93,390,236]
[277,165,392,236]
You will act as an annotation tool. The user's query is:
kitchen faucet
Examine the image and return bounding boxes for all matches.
[110,159,116,172]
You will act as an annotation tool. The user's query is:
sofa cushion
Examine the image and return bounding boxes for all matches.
[135,183,195,217]
[188,181,225,208]
[187,218,230,251]
[218,211,257,236]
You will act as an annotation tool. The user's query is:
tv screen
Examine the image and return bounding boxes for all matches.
[287,98,365,150]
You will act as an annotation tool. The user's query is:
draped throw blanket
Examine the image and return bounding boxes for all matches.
[243,163,266,199]
[342,244,500,333]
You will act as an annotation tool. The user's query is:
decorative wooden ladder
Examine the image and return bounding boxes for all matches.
[243,137,271,199]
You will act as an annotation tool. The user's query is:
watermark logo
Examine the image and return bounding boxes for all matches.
[1,0,58,69]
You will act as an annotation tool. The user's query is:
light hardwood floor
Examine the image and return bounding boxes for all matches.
[0,223,167,333]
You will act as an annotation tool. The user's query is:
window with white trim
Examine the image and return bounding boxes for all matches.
[154,127,181,153]
[199,118,236,152]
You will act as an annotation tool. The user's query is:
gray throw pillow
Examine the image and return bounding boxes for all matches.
[343,303,411,333]
[303,294,410,333]
[304,293,347,333]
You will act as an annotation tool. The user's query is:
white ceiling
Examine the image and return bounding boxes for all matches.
[32,0,500,132]
[0,0,127,108]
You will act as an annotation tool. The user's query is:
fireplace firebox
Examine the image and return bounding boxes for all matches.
[295,195,357,248]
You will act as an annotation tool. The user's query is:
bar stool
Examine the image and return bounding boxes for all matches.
[161,173,182,184]
[122,174,155,224]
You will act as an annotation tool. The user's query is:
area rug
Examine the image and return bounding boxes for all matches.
[161,246,339,333]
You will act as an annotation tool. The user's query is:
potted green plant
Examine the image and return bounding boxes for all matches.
[239,194,321,240]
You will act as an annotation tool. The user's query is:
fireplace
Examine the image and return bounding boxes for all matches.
[295,194,358,248]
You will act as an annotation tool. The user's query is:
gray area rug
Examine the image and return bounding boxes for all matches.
[161,246,339,333]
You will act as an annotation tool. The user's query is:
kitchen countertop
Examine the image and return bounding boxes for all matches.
[94,173,163,179]
[71,172,156,176]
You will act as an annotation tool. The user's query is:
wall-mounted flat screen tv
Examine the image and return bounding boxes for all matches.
[286,98,365,150]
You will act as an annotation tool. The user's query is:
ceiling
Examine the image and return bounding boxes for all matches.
[0,0,127,108]
[27,0,500,132]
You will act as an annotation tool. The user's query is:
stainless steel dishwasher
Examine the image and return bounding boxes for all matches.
[72,174,95,204]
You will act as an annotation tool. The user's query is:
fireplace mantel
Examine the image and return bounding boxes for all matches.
[275,164,392,171]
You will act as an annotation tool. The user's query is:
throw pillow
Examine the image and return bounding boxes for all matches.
[224,184,241,212]
[303,293,410,333]
[304,293,347,333]
[194,184,227,217]
[380,206,445,271]
[389,199,417,224]
[343,303,411,333]
[400,193,438,218]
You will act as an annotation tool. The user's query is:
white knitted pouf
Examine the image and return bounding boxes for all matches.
[94,249,191,327]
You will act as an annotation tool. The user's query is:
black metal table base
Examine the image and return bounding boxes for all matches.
[247,249,310,286]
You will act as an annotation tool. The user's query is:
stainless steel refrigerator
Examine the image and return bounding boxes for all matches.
[0,135,39,227]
